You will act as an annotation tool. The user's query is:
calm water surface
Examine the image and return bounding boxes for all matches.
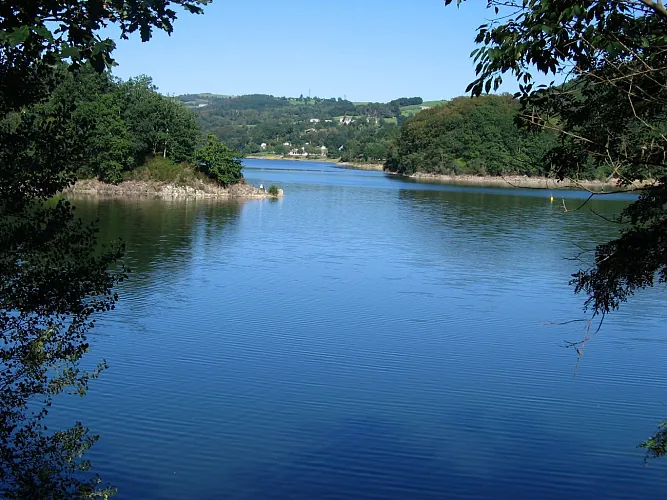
[59,159,666,499]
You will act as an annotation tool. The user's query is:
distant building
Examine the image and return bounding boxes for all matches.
[260,142,267,150]
[320,146,328,157]
[283,142,291,146]
[309,118,320,123]
[420,106,432,110]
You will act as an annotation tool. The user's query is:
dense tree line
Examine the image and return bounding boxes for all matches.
[49,67,198,182]
[37,66,242,186]
[384,95,557,177]
[182,94,430,162]
[389,97,423,107]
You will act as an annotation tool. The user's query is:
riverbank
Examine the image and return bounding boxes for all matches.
[336,161,384,171]
[246,155,384,171]
[395,172,645,192]
[64,179,281,199]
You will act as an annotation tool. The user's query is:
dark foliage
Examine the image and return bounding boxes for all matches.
[385,95,556,177]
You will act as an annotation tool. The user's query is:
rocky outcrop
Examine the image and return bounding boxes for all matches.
[64,180,283,199]
[398,172,646,192]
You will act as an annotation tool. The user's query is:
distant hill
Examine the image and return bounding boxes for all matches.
[177,93,446,162]
[177,93,235,109]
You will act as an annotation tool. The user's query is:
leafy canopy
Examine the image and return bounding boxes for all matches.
[0,1,209,71]
[195,133,245,187]
[384,94,557,177]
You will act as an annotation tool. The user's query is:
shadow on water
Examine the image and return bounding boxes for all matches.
[181,414,634,500]
[395,188,632,265]
[70,197,243,294]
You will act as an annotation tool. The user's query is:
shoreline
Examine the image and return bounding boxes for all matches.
[391,171,645,192]
[63,179,282,199]
[246,155,384,171]
[245,156,643,191]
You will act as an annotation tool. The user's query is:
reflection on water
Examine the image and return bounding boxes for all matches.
[52,161,666,499]
[74,198,243,289]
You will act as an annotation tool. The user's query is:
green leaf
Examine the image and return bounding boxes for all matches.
[3,25,30,47]
[32,25,54,42]
[60,45,81,59]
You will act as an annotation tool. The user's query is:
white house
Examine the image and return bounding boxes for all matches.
[260,142,267,150]
[309,118,320,123]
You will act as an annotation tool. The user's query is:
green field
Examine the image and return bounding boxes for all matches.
[178,93,234,109]
[422,100,446,107]
[399,100,446,117]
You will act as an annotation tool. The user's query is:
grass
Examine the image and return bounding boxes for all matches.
[422,100,446,107]
[247,153,283,158]
[124,157,210,186]
[399,101,447,116]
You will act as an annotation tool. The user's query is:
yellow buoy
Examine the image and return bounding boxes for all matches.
[550,193,554,202]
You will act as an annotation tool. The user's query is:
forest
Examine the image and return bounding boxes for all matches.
[23,66,242,186]
[179,93,429,162]
[184,92,568,178]
[384,95,561,178]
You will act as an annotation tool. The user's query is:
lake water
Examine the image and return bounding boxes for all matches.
[58,159,666,499]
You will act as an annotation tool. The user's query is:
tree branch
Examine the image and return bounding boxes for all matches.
[638,0,667,20]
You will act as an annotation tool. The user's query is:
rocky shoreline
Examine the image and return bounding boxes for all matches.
[399,172,645,192]
[246,155,384,171]
[63,179,283,199]
[336,161,384,171]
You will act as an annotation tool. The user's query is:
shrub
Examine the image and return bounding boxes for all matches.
[123,157,208,186]
[268,184,279,196]
[195,134,244,186]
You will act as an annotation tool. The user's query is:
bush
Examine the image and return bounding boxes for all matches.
[124,157,208,186]
[268,184,279,196]
[195,134,244,186]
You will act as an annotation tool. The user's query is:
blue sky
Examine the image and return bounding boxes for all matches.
[108,0,513,102]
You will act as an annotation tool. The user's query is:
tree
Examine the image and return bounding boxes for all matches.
[364,141,388,161]
[1,1,209,497]
[195,134,244,186]
[55,67,135,183]
[385,95,554,176]
[444,0,667,460]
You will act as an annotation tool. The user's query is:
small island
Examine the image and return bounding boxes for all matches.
[44,69,282,200]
